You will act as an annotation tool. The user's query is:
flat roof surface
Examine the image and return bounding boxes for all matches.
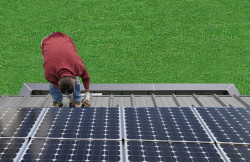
[1,94,249,108]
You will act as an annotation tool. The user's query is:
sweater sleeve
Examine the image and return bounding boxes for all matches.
[80,65,90,90]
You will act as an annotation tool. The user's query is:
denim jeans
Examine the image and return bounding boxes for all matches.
[49,77,81,102]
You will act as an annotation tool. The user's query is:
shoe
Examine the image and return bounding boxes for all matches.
[51,101,63,107]
[74,101,83,108]
[83,100,91,108]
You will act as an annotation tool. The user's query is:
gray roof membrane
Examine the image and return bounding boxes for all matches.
[0,94,249,108]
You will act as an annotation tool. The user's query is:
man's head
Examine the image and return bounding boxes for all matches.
[59,76,76,95]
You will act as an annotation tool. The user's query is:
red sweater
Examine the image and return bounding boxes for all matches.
[41,32,90,89]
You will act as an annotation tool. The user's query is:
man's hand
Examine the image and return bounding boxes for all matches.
[83,92,91,107]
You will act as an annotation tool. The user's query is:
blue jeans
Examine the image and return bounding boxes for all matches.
[49,77,81,102]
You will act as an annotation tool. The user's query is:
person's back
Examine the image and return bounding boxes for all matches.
[41,32,91,107]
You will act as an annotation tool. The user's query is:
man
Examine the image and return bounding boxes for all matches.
[41,32,91,107]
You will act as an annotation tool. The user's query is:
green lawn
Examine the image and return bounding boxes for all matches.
[0,0,249,95]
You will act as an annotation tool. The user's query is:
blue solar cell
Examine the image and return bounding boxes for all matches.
[0,108,42,137]
[196,107,250,143]
[0,139,25,162]
[125,107,211,142]
[220,144,250,162]
[126,141,224,162]
[21,139,121,162]
[34,107,120,139]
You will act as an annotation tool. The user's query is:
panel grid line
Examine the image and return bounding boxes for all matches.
[191,106,217,143]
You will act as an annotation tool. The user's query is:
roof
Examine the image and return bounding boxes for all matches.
[1,94,249,108]
[0,83,249,161]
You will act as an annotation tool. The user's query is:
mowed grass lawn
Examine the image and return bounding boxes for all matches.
[0,0,249,95]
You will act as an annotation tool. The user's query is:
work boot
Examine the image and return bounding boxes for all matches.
[74,101,83,108]
[51,101,63,107]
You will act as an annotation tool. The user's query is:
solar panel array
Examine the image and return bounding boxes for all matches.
[0,106,249,161]
[124,107,211,142]
[195,107,250,144]
[34,107,120,139]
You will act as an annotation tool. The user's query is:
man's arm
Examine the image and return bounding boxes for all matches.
[81,72,91,107]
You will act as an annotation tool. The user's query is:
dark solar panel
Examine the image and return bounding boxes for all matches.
[0,139,26,162]
[220,144,250,162]
[0,108,42,137]
[124,107,211,142]
[20,139,121,162]
[195,107,250,143]
[34,107,120,139]
[126,141,224,162]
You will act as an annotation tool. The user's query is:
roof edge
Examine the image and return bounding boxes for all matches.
[19,83,241,96]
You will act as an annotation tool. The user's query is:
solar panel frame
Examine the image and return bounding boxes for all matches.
[19,139,122,162]
[194,107,250,144]
[32,107,122,140]
[125,141,226,162]
[0,107,46,138]
[123,107,213,143]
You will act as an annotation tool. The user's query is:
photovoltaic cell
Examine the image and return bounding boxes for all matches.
[124,107,211,142]
[220,144,250,162]
[21,139,121,162]
[195,107,250,143]
[126,141,224,162]
[0,139,25,162]
[0,108,42,137]
[34,107,120,139]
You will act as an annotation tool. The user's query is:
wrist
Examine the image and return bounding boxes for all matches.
[85,92,90,101]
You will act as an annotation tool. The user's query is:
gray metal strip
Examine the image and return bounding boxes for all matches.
[120,107,125,140]
[192,94,204,107]
[233,95,250,108]
[19,83,241,96]
[191,106,217,143]
[28,108,48,138]
[151,94,157,108]
[31,137,122,141]
[214,144,230,162]
[172,94,181,107]
[213,94,227,107]
[124,139,213,144]
[130,94,135,108]
[13,139,30,162]
[40,94,52,107]
[109,94,114,107]
[118,106,122,141]
[124,142,129,162]
[120,107,126,162]
[216,142,250,145]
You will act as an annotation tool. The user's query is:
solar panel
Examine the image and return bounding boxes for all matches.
[34,107,120,139]
[0,139,26,161]
[195,107,250,143]
[124,107,211,142]
[220,144,250,161]
[126,141,224,162]
[0,108,42,137]
[20,139,121,162]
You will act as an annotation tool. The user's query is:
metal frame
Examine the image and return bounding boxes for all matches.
[19,83,241,96]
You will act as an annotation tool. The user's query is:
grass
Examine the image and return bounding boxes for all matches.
[0,0,249,95]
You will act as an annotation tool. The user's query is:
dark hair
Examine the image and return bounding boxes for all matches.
[59,76,75,95]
